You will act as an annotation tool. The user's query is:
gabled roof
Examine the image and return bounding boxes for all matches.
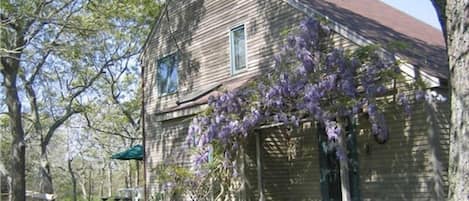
[288,0,448,79]
[152,0,449,116]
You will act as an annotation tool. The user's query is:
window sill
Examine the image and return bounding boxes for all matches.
[158,91,178,98]
[231,68,248,77]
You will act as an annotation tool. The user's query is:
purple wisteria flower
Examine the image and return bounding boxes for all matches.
[397,93,412,116]
[325,120,341,141]
[415,90,426,101]
[187,17,413,177]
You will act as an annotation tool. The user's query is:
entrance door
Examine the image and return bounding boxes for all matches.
[317,120,361,201]
[318,123,342,201]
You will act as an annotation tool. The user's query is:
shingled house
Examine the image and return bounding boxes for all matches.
[140,0,449,200]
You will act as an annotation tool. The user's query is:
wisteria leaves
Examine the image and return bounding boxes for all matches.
[188,18,419,170]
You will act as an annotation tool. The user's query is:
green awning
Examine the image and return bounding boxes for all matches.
[111,145,143,160]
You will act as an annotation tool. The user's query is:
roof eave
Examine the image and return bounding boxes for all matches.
[284,0,445,88]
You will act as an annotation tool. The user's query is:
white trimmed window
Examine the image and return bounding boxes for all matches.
[230,25,247,74]
[157,54,178,95]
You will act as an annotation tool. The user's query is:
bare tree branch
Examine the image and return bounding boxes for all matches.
[82,112,140,140]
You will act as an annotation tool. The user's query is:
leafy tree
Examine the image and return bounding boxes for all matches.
[0,114,11,199]
[81,21,145,190]
[0,0,159,199]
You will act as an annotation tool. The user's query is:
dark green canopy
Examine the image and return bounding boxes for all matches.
[111,145,143,160]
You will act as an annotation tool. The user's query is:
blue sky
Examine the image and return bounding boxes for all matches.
[380,0,441,30]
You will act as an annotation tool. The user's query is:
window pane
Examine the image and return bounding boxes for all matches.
[167,62,178,93]
[232,26,246,72]
[157,55,178,94]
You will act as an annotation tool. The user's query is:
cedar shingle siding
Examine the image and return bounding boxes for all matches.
[141,0,449,200]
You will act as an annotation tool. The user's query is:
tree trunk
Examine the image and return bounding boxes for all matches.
[0,164,2,201]
[23,73,54,194]
[7,177,12,201]
[88,170,92,201]
[108,162,112,197]
[79,179,88,201]
[1,61,26,201]
[68,159,77,201]
[100,166,105,198]
[127,161,132,188]
[0,128,4,201]
[430,1,468,200]
[39,144,54,194]
[446,1,469,200]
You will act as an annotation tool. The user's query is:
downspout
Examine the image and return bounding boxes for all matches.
[139,5,168,199]
[140,54,147,201]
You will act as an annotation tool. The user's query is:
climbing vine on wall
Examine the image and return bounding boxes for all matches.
[186,18,424,199]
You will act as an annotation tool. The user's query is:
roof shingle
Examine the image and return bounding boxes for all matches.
[295,0,448,79]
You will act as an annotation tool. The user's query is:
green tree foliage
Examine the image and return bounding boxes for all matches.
[0,0,160,199]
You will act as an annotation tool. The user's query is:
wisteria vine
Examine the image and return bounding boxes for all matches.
[186,18,420,192]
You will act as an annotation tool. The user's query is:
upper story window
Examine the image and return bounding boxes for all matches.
[157,54,178,95]
[230,25,247,74]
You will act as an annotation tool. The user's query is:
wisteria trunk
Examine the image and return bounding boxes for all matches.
[238,146,247,200]
[337,120,351,201]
